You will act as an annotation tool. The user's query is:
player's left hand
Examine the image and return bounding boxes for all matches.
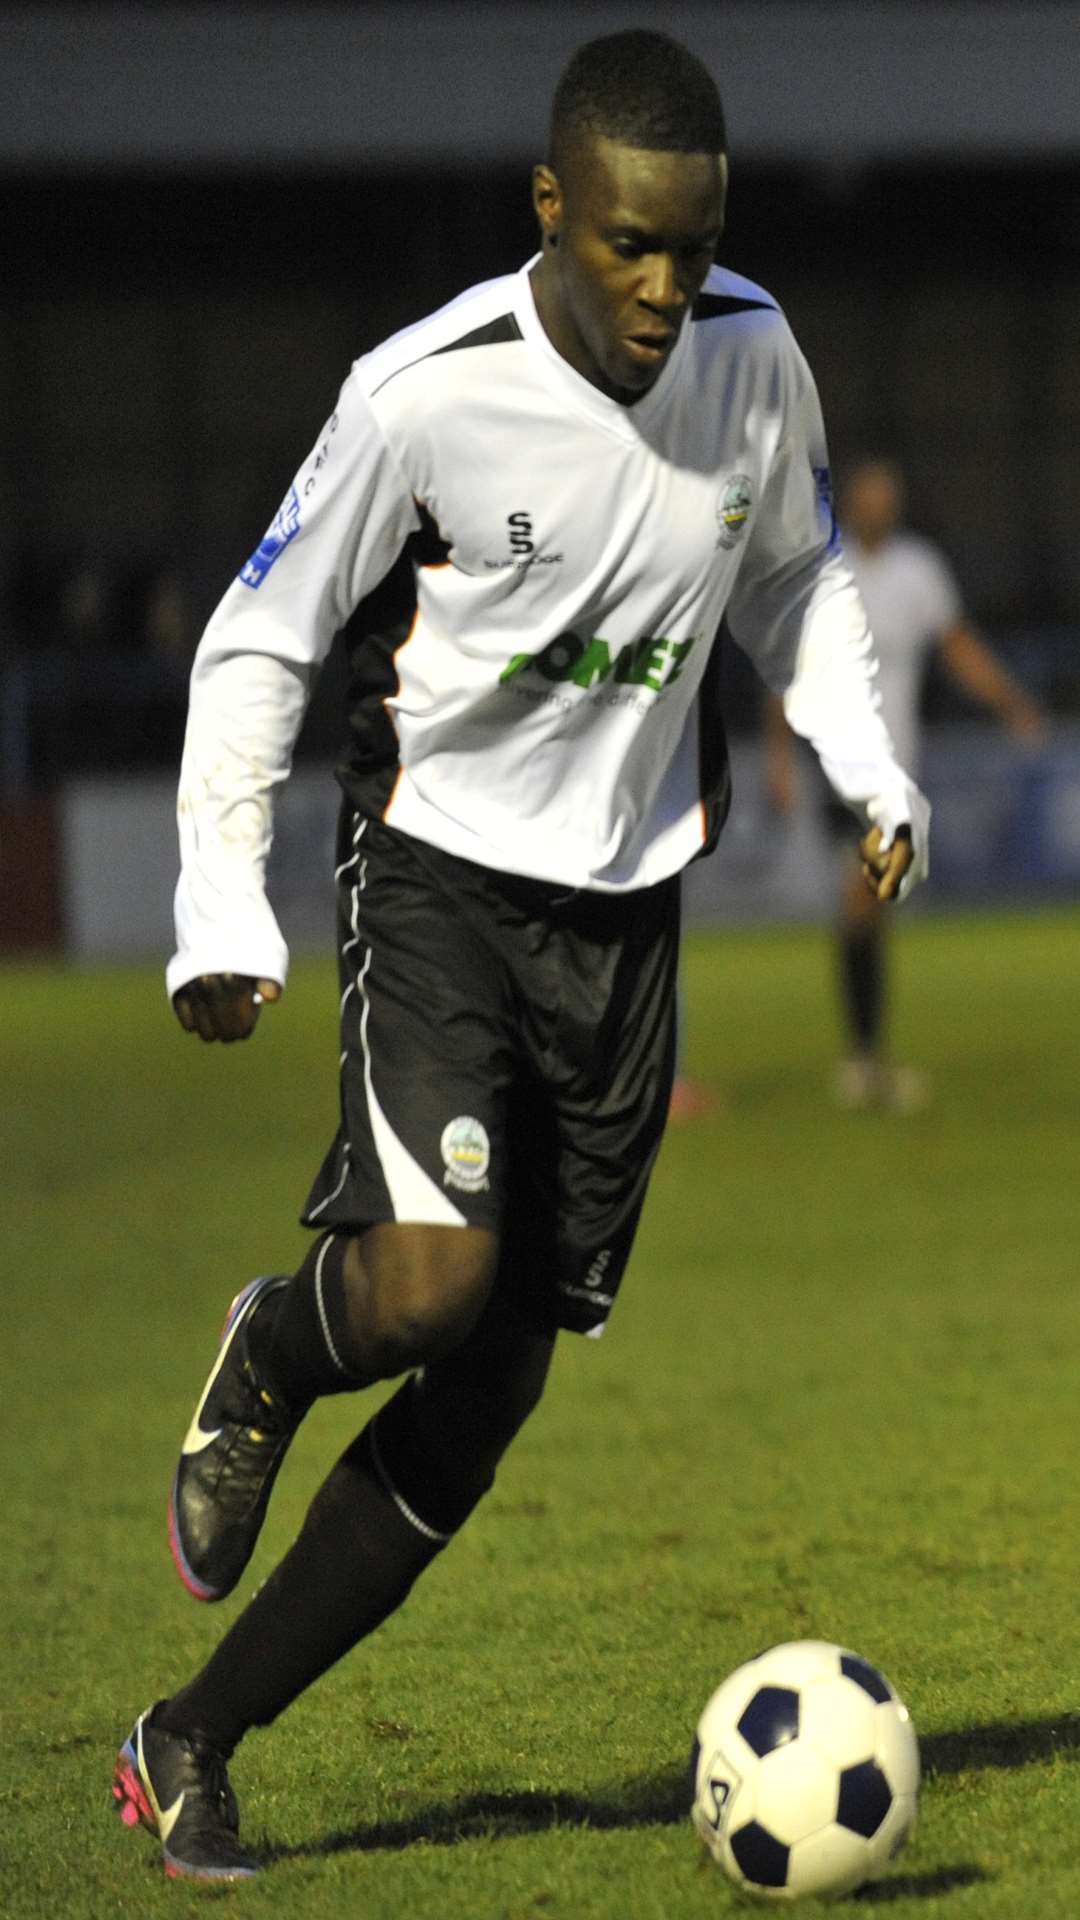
[173,972,281,1043]
[859,824,913,902]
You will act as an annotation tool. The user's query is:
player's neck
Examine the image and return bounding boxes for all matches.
[528,257,641,407]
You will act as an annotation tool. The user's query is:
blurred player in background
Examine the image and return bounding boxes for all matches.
[768,457,1045,1111]
[111,33,928,1881]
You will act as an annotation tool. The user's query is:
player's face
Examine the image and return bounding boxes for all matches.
[532,136,727,403]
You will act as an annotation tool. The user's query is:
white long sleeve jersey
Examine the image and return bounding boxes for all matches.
[169,258,928,995]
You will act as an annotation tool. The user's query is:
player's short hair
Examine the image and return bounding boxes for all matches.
[550,30,727,170]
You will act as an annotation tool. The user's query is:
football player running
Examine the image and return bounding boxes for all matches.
[113,30,926,1880]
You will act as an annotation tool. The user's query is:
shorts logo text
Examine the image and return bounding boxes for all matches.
[584,1249,612,1290]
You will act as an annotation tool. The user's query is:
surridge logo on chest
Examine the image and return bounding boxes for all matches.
[484,510,564,572]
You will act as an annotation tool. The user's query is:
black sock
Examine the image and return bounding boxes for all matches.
[247,1233,362,1406]
[154,1415,443,1756]
[839,921,884,1055]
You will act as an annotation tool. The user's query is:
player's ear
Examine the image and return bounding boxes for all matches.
[532,163,563,248]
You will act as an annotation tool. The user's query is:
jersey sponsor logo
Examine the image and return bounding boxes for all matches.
[441,1116,491,1192]
[239,485,301,589]
[716,473,753,549]
[500,629,698,698]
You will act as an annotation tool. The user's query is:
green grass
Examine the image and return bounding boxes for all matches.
[3,905,1080,1917]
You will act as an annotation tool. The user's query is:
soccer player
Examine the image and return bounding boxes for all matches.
[112,31,928,1880]
[767,457,1045,1110]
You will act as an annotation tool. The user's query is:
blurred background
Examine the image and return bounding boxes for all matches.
[1,0,1078,959]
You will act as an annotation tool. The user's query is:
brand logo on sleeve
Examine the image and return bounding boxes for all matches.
[239,486,302,588]
[716,473,753,549]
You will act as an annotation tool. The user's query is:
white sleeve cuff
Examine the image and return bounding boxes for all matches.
[166,878,290,999]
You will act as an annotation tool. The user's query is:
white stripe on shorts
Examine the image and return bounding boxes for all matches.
[355,948,466,1226]
[345,817,466,1228]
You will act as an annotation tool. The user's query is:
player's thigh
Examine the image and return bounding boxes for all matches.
[348,1219,501,1360]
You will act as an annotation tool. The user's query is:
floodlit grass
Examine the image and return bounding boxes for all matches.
[3,905,1079,1917]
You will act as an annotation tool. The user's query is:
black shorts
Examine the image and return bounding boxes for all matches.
[302,809,679,1335]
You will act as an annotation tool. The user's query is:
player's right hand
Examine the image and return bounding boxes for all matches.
[173,973,282,1043]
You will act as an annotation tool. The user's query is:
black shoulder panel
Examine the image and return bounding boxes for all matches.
[432,313,524,356]
[692,293,775,322]
[370,311,522,397]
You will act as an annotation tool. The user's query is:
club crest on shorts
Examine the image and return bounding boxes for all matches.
[440,1116,491,1192]
[716,473,753,549]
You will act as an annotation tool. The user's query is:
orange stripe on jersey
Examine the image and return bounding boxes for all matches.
[383,766,404,821]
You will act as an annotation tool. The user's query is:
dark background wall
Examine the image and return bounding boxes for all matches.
[4,157,1079,631]
[1,1,1078,772]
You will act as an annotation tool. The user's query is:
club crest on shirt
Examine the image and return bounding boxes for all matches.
[441,1116,491,1192]
[716,473,753,549]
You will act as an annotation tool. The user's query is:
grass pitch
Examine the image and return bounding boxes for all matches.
[3,905,1080,1918]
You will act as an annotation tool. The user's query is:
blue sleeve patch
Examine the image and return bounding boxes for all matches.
[239,486,302,589]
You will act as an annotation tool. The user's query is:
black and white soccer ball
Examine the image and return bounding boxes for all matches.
[690,1640,919,1901]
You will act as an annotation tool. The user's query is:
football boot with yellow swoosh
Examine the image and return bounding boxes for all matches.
[168,1274,304,1601]
[112,1705,258,1880]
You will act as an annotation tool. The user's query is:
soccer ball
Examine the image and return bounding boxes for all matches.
[690,1640,919,1901]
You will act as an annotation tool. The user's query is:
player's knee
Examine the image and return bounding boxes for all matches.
[351,1223,499,1374]
[380,1278,486,1369]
